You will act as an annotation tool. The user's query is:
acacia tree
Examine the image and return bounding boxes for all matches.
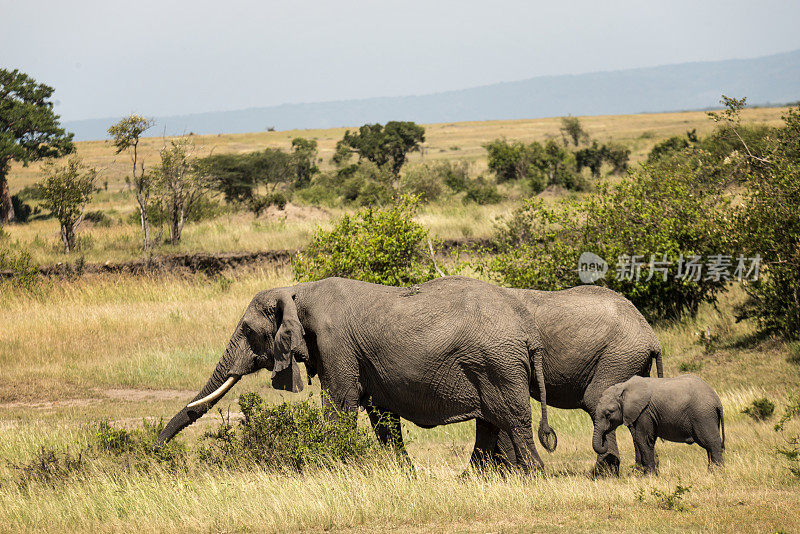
[37,156,97,253]
[154,137,209,245]
[333,121,425,176]
[108,114,154,252]
[0,69,75,223]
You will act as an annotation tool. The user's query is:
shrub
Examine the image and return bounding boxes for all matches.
[489,162,731,321]
[734,106,800,339]
[0,246,39,291]
[11,447,84,489]
[293,196,435,286]
[399,163,445,202]
[742,398,775,421]
[200,393,378,470]
[463,176,503,205]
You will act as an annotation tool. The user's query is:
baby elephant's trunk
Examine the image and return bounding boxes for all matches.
[592,421,609,455]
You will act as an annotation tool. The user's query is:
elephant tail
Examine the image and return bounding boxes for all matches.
[652,348,664,378]
[718,404,725,451]
[531,345,557,453]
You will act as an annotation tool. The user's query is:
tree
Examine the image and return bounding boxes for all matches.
[560,116,589,146]
[0,69,75,223]
[334,121,425,176]
[153,137,210,245]
[290,137,319,188]
[108,114,155,252]
[37,156,97,253]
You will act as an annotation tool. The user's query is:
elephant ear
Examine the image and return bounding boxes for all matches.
[621,377,652,426]
[271,293,308,393]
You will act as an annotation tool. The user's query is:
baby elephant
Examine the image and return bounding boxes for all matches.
[593,375,725,474]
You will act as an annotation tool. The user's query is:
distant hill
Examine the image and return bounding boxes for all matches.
[65,49,800,141]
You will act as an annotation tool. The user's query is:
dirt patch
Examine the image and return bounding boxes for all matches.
[100,388,196,402]
[33,238,490,279]
[0,398,100,410]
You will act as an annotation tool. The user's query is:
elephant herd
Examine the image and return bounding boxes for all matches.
[155,276,724,476]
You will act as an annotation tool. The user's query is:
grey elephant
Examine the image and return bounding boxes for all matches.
[486,286,663,475]
[592,374,725,474]
[155,276,557,473]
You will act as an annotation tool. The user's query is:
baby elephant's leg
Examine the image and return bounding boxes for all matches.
[695,419,724,470]
[632,418,658,475]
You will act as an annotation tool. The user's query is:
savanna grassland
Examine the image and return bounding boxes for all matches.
[1,108,799,532]
[0,266,799,532]
[1,107,790,265]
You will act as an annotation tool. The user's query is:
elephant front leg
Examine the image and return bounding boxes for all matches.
[632,421,658,475]
[366,402,411,466]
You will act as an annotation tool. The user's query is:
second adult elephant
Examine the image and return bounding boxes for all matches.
[154,276,556,473]
[488,285,663,475]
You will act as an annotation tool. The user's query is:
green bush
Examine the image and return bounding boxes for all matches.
[489,162,731,321]
[199,393,378,470]
[734,106,800,339]
[463,176,503,205]
[293,196,435,286]
[0,246,39,291]
[399,163,445,202]
[742,398,775,421]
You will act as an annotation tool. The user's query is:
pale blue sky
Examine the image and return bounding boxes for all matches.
[2,0,799,121]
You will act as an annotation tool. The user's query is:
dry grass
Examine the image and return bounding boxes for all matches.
[0,271,798,532]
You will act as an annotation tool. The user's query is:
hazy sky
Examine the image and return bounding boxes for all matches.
[2,0,799,121]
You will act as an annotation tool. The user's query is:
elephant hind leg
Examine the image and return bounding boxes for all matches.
[470,419,503,471]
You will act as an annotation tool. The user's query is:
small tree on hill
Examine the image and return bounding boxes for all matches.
[153,137,210,245]
[37,156,97,253]
[334,121,425,176]
[0,69,75,223]
[108,114,155,252]
[290,137,319,188]
[560,116,590,146]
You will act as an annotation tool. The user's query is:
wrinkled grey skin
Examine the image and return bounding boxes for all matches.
[155,276,556,473]
[488,286,663,476]
[593,374,725,474]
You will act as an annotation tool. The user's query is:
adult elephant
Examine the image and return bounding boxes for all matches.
[155,276,557,473]
[486,285,663,476]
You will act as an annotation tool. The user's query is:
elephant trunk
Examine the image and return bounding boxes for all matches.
[155,341,243,448]
[592,421,609,456]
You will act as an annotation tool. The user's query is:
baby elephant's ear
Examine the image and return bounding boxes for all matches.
[621,378,652,426]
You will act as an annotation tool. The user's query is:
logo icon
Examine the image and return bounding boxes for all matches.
[577,252,608,284]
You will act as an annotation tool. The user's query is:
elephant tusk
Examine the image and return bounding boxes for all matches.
[187,376,239,409]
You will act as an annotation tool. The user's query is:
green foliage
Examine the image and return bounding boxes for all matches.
[334,121,425,176]
[650,483,692,511]
[484,138,596,192]
[575,142,630,178]
[293,196,434,286]
[678,361,703,372]
[199,393,378,471]
[734,105,800,339]
[742,397,775,421]
[0,68,75,223]
[399,163,445,202]
[647,134,691,163]
[489,162,731,321]
[463,176,503,205]
[0,247,38,291]
[560,116,590,146]
[290,137,319,188]
[36,156,97,253]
